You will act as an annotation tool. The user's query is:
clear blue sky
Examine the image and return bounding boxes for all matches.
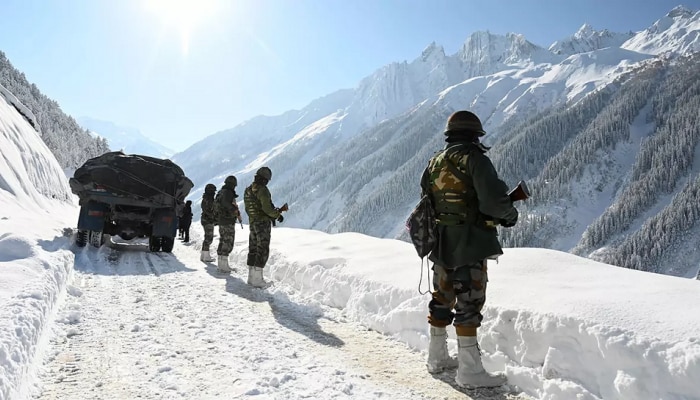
[0,0,696,152]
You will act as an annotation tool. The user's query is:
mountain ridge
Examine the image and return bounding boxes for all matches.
[168,6,700,277]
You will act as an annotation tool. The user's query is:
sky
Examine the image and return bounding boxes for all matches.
[2,92,700,400]
[1,0,699,152]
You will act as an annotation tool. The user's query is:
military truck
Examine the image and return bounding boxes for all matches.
[69,151,194,252]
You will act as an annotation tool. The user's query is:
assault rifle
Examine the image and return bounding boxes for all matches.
[272,203,289,227]
[508,180,530,202]
[485,180,530,228]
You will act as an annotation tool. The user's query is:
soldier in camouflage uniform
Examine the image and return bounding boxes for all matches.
[200,183,217,262]
[243,166,285,287]
[216,176,242,273]
[421,111,518,389]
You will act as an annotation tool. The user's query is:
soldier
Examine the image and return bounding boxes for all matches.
[243,166,287,287]
[180,200,193,243]
[422,110,518,389]
[215,175,242,273]
[200,183,217,262]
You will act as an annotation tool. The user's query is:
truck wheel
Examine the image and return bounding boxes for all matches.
[148,236,162,252]
[76,230,88,247]
[89,230,105,247]
[161,237,174,253]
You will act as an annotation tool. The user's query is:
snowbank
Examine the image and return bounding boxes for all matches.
[226,227,700,400]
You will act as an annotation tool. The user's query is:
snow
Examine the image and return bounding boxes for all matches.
[3,204,700,400]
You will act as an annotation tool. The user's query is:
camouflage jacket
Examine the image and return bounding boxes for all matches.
[200,193,216,225]
[216,184,241,226]
[244,182,281,223]
[420,141,518,267]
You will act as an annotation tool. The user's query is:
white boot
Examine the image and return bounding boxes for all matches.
[201,250,214,262]
[426,326,458,373]
[246,267,254,285]
[217,255,232,273]
[247,266,269,288]
[455,336,507,388]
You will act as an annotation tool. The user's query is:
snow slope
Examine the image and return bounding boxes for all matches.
[1,219,698,400]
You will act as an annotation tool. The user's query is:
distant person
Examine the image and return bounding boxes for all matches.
[215,175,242,273]
[200,183,217,262]
[180,200,193,243]
[422,110,518,388]
[243,166,287,288]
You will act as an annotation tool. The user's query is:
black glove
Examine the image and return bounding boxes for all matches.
[500,217,517,228]
[277,215,284,223]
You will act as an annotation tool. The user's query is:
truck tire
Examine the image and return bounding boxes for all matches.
[148,236,162,252]
[161,237,174,253]
[89,230,105,248]
[76,230,88,247]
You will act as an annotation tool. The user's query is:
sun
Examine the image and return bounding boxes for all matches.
[145,0,219,54]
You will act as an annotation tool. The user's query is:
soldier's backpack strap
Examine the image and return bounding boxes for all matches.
[444,157,470,184]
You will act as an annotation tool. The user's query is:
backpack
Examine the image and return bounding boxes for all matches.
[406,148,471,259]
[406,174,438,259]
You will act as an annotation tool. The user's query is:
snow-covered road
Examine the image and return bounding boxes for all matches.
[29,237,528,400]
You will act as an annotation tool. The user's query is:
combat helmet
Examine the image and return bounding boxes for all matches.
[205,183,216,194]
[256,167,272,181]
[224,175,237,186]
[444,110,486,137]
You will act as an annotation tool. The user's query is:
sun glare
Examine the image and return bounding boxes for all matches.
[145,0,219,55]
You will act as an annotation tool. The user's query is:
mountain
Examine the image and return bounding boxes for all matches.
[0,83,71,205]
[549,23,635,56]
[0,51,109,170]
[173,6,700,278]
[77,117,174,159]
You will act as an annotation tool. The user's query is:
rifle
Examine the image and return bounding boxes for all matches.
[272,203,289,227]
[235,208,243,229]
[508,180,530,202]
[485,181,530,227]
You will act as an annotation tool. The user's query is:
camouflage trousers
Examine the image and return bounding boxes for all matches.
[217,224,236,256]
[428,261,488,333]
[201,223,215,251]
[247,221,272,268]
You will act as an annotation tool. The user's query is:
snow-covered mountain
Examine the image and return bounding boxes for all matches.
[77,117,174,158]
[549,23,635,56]
[173,6,700,277]
[0,52,109,170]
[0,83,71,205]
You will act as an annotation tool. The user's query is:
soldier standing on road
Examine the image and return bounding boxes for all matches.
[216,175,242,273]
[243,166,287,288]
[422,110,518,389]
[200,183,217,262]
[180,200,193,243]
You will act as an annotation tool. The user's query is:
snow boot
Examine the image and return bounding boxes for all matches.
[201,250,214,262]
[426,326,458,373]
[455,336,507,388]
[247,266,269,288]
[217,255,232,273]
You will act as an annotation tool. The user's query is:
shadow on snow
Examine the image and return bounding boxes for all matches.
[203,263,345,349]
